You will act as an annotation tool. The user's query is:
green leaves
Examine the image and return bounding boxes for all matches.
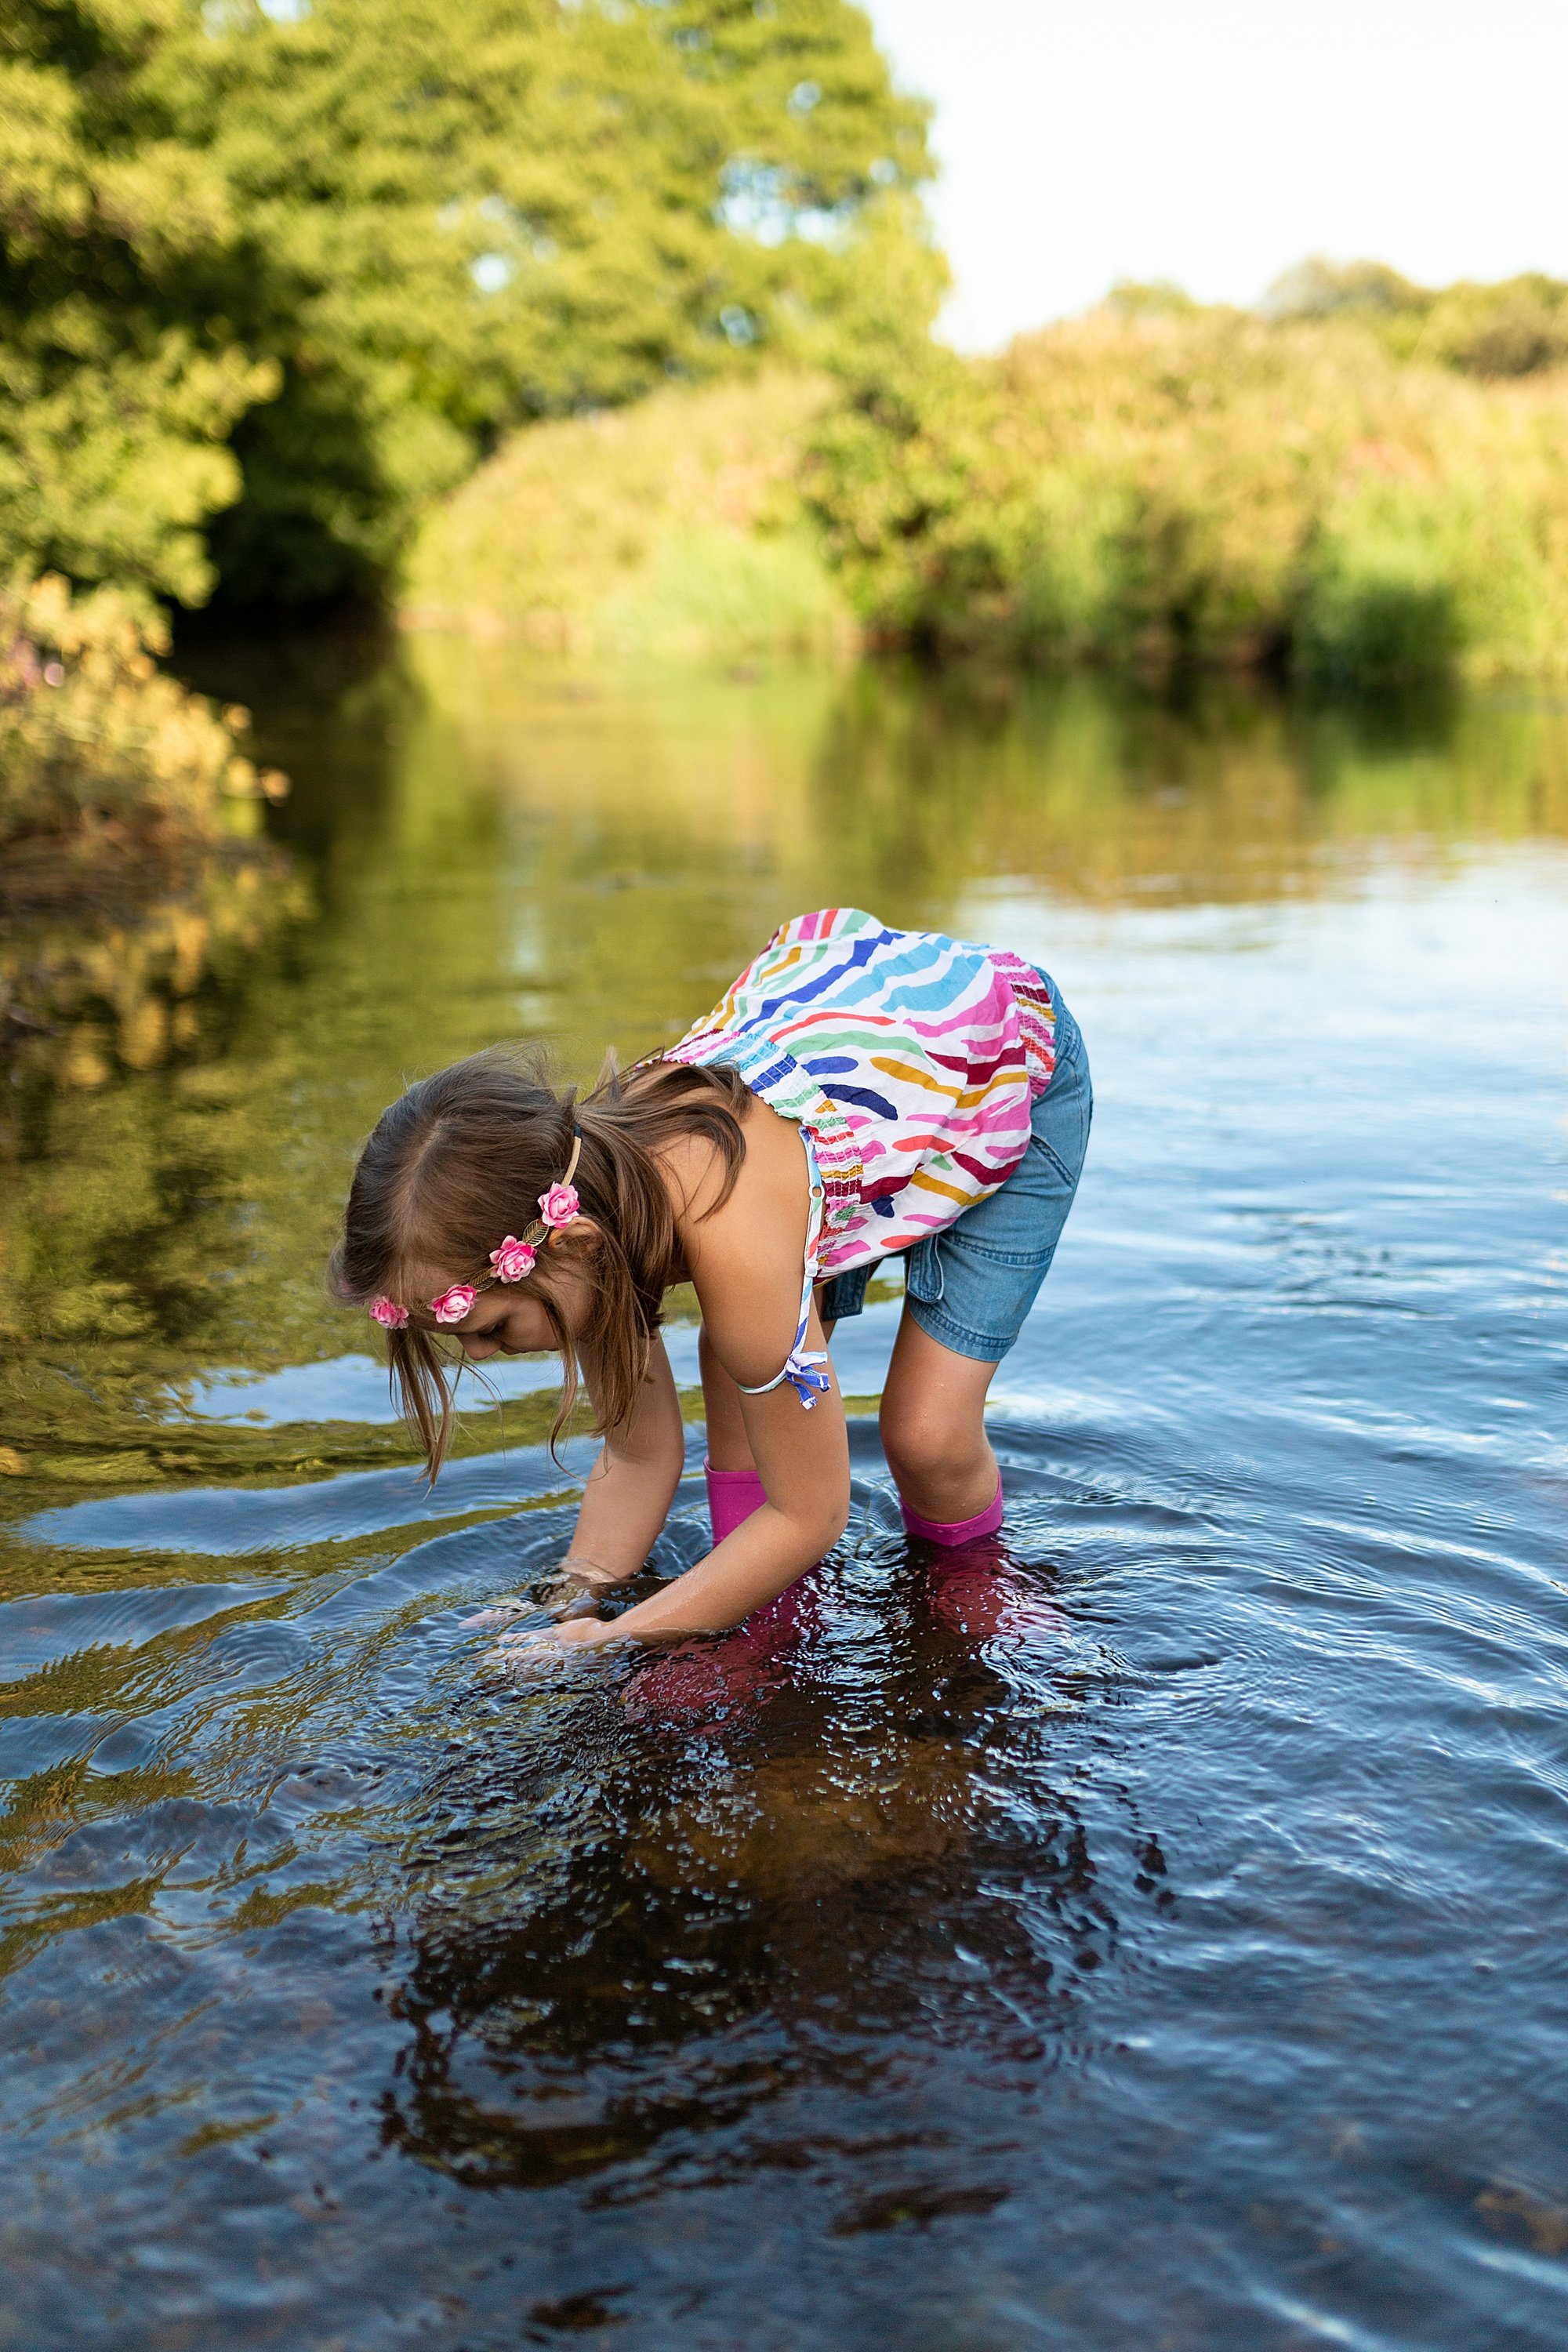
[0,5,267,602]
[0,0,940,609]
[802,309,1568,684]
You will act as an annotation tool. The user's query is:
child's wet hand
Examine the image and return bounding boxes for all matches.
[483,1630,560,1680]
[537,1559,622,1621]
[463,1558,619,1629]
[485,1617,616,1682]
[462,1595,532,1628]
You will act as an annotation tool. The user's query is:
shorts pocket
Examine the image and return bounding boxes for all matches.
[1036,1131,1085,1189]
[904,1236,945,1306]
[1033,1065,1092,1192]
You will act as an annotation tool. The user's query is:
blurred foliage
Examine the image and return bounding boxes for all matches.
[0,573,299,1078]
[1,0,941,612]
[424,269,1568,688]
[406,368,853,657]
[167,0,942,606]
[0,0,275,603]
[0,572,284,851]
[801,310,1568,682]
[1265,256,1568,379]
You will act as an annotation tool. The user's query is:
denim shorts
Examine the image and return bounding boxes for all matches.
[817,978,1092,1364]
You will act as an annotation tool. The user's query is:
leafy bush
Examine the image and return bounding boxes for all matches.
[0,572,301,1086]
[802,310,1568,682]
[0,0,277,604]
[406,370,851,657]
[0,574,283,852]
[1267,257,1568,379]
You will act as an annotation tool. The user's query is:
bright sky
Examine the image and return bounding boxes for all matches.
[861,0,1568,350]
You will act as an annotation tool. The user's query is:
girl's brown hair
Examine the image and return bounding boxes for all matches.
[328,1047,749,1477]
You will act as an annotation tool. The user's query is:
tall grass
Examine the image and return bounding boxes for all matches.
[405,373,854,662]
[806,310,1568,681]
[406,308,1568,684]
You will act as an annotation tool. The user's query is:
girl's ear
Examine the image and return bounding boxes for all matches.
[546,1217,601,1263]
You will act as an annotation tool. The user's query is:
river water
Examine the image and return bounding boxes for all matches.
[2,644,1566,2350]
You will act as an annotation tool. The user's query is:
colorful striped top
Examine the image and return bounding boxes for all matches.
[665,908,1058,1277]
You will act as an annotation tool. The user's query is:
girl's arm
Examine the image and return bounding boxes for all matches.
[560,1330,687,1589]
[545,1105,851,1644]
[564,1301,848,1640]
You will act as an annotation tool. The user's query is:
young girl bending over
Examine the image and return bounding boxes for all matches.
[331,908,1091,1668]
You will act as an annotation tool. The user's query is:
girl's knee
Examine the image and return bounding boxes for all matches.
[880,1394,986,1483]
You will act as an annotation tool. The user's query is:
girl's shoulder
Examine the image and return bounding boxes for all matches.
[648,1083,797,1226]
[664,1093,815,1390]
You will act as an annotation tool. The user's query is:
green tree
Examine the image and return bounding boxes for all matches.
[2,0,938,611]
[154,0,942,604]
[1265,256,1568,378]
[0,0,274,602]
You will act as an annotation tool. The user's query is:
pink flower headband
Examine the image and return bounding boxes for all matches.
[369,1131,582,1330]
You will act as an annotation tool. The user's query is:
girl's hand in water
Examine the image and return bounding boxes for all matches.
[537,1559,626,1621]
[463,1557,622,1629]
[484,1615,620,1682]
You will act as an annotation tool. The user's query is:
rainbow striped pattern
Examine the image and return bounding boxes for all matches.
[667,908,1058,1275]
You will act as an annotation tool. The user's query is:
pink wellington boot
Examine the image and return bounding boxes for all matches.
[902,1478,1067,1643]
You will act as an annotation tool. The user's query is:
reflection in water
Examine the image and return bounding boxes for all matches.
[1,642,1566,2349]
[0,847,308,1109]
[382,1541,1145,2200]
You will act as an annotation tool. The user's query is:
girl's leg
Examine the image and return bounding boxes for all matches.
[698,1323,754,1473]
[879,1312,1000,1529]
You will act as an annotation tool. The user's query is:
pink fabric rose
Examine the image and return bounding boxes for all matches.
[369,1296,408,1329]
[430,1283,477,1325]
[489,1235,536,1283]
[537,1182,580,1229]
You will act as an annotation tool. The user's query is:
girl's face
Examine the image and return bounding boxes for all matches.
[430,1230,597,1363]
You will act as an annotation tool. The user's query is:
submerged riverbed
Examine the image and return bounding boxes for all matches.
[2,645,1566,2350]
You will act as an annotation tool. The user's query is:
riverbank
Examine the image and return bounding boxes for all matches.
[0,577,300,1091]
[407,311,1568,684]
[403,372,855,663]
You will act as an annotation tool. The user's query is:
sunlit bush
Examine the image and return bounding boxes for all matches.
[405,372,854,659]
[0,574,285,852]
[0,575,303,1094]
[803,311,1568,681]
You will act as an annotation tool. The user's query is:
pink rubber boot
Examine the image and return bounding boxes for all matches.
[622,1581,821,1723]
[901,1477,1005,1548]
[705,1459,766,1545]
[903,1478,1067,1642]
[626,1470,811,1723]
